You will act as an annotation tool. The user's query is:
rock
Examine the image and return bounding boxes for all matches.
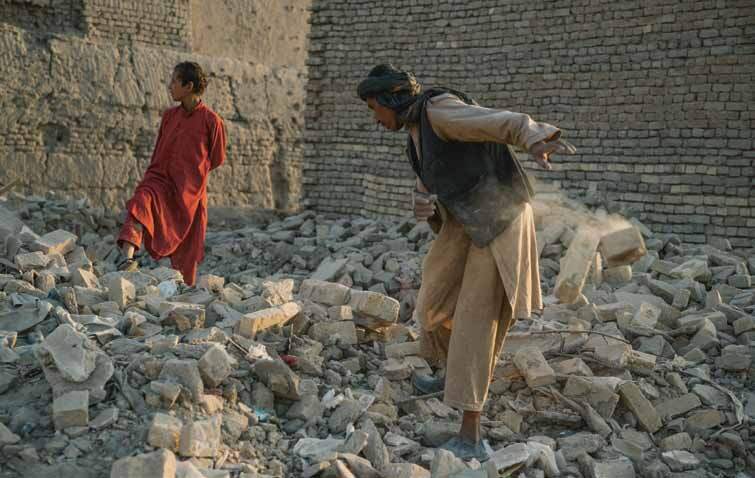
[175,461,205,478]
[287,393,324,423]
[110,449,176,478]
[36,324,97,382]
[656,393,701,420]
[198,344,235,388]
[489,442,531,471]
[557,432,605,460]
[251,359,301,400]
[293,437,344,461]
[384,463,430,478]
[733,316,755,335]
[362,418,390,471]
[716,344,751,371]
[42,349,114,403]
[513,347,556,388]
[179,415,221,457]
[598,226,646,267]
[32,229,77,255]
[15,251,51,270]
[0,421,21,446]
[90,407,118,430]
[312,257,349,281]
[308,320,358,346]
[235,302,301,338]
[196,274,224,292]
[0,302,51,332]
[328,305,353,320]
[661,433,692,451]
[672,289,691,309]
[159,359,204,401]
[299,279,351,305]
[563,376,620,419]
[349,290,400,322]
[338,453,381,478]
[222,409,249,441]
[71,269,102,289]
[385,341,421,359]
[108,277,136,309]
[53,390,89,430]
[662,450,700,471]
[329,399,363,433]
[148,413,183,452]
[555,226,600,303]
[686,409,722,432]
[603,265,632,285]
[430,448,468,477]
[618,382,662,433]
[578,455,635,478]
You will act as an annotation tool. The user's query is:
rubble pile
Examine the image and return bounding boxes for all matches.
[0,194,753,478]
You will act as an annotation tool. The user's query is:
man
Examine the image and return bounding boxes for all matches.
[117,62,226,286]
[357,64,575,460]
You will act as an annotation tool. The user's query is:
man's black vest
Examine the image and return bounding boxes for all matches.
[406,95,535,247]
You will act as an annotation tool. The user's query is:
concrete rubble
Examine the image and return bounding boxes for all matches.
[0,193,753,478]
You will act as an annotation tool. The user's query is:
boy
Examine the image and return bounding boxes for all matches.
[118,62,226,286]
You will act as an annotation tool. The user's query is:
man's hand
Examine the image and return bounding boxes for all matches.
[529,139,577,170]
[413,191,437,221]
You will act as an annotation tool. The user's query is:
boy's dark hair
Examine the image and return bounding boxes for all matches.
[174,62,208,95]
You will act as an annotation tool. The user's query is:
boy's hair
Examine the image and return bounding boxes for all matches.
[174,62,208,95]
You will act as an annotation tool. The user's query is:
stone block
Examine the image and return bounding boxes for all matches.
[110,449,176,478]
[656,393,701,420]
[555,226,600,304]
[179,415,221,457]
[299,279,351,305]
[685,409,722,432]
[618,382,662,433]
[71,269,102,289]
[53,390,89,430]
[513,347,556,388]
[716,344,751,371]
[727,274,751,289]
[661,432,692,451]
[733,316,755,335]
[198,344,236,388]
[551,357,593,376]
[251,359,301,400]
[15,251,50,270]
[662,450,700,472]
[196,274,224,292]
[32,229,78,256]
[235,302,301,338]
[598,226,647,267]
[328,305,353,320]
[385,341,422,359]
[148,413,183,452]
[108,277,136,309]
[672,289,691,309]
[603,265,632,285]
[349,290,400,322]
[308,320,358,346]
[158,359,204,401]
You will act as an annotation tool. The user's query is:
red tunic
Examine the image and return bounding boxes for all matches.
[121,101,226,285]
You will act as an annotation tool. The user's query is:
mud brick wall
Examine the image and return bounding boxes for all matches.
[303,0,755,247]
[83,0,191,49]
[1,0,310,213]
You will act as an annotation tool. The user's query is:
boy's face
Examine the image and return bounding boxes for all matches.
[168,70,194,102]
[367,97,400,131]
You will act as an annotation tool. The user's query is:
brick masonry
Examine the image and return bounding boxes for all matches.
[303,0,755,247]
[1,0,309,212]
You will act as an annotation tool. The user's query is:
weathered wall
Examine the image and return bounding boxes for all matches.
[303,0,755,247]
[1,0,309,212]
[191,0,311,68]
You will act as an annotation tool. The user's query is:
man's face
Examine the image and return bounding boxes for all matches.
[168,70,194,102]
[367,97,400,131]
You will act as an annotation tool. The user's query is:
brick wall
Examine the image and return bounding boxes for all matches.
[303,0,755,247]
[83,0,191,49]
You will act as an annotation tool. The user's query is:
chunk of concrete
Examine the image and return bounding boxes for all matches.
[599,226,646,267]
[235,302,301,338]
[662,450,700,472]
[656,393,701,420]
[36,324,97,383]
[251,359,301,400]
[308,320,358,346]
[198,344,235,388]
[148,413,183,452]
[349,290,400,322]
[555,226,600,304]
[716,344,751,371]
[110,449,176,478]
[32,229,77,256]
[618,382,662,433]
[661,432,692,451]
[513,347,556,388]
[53,390,89,430]
[299,279,351,306]
[179,415,221,457]
[108,277,136,309]
[158,359,204,401]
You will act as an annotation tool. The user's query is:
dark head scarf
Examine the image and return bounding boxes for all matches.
[357,64,475,125]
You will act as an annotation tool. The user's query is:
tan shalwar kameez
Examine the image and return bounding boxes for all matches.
[410,94,560,412]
